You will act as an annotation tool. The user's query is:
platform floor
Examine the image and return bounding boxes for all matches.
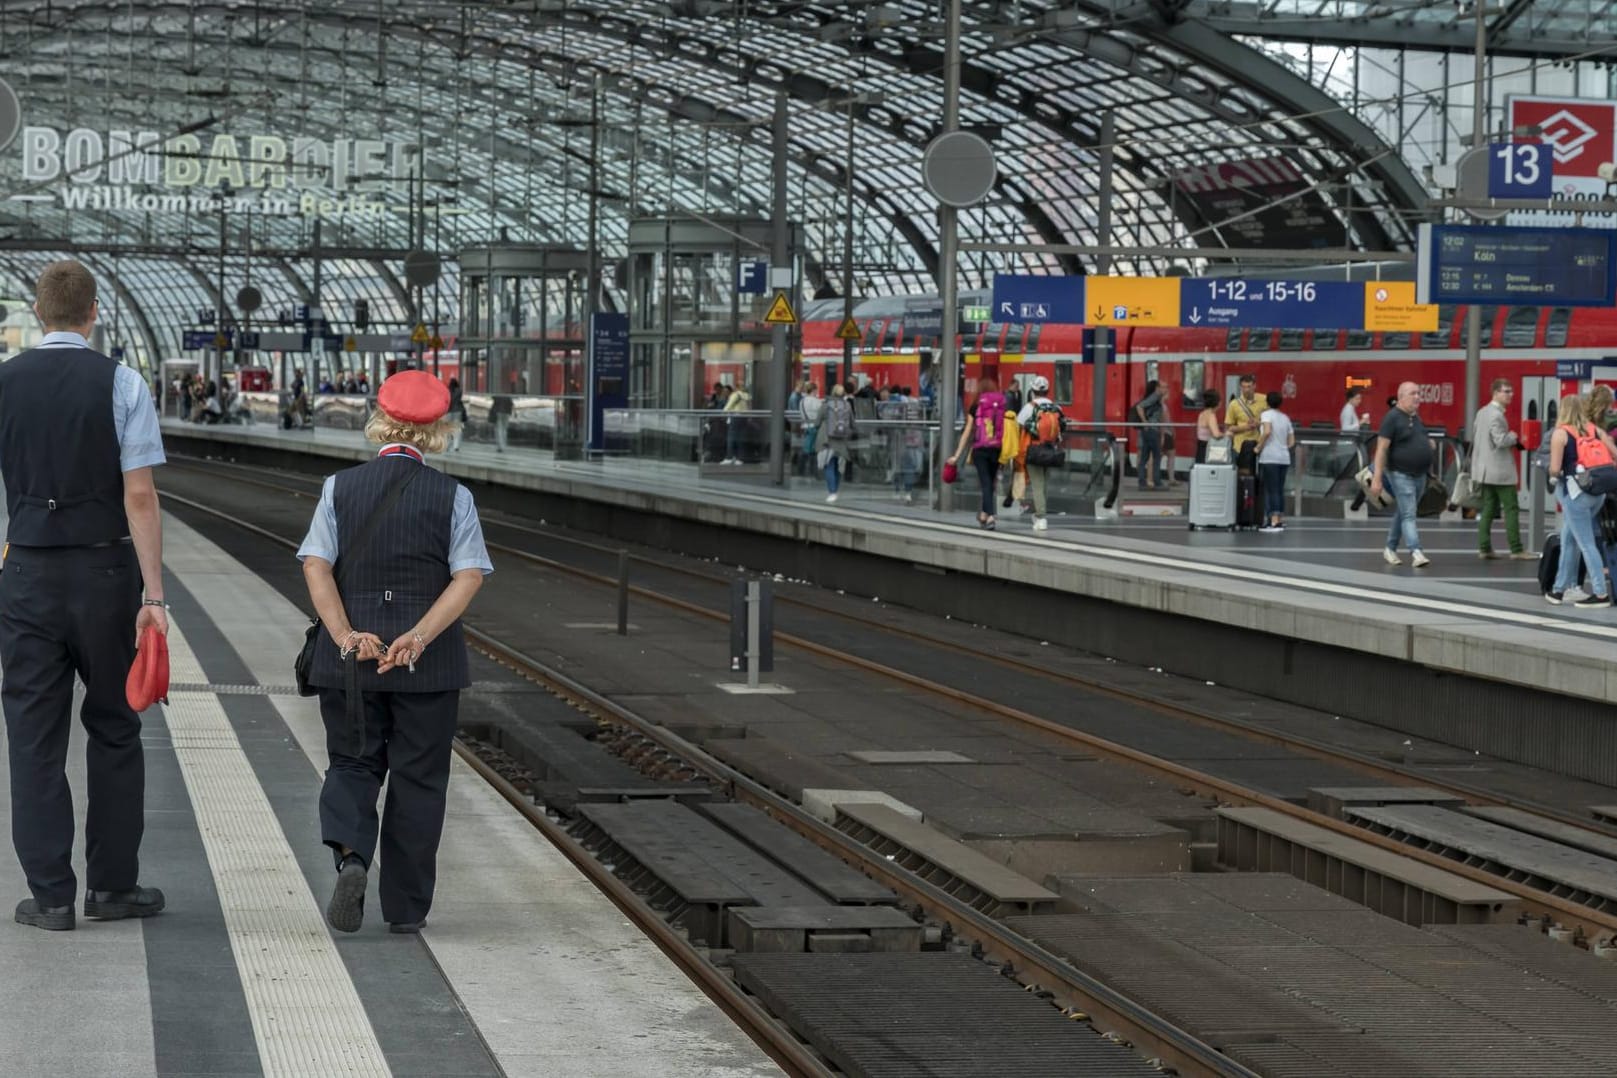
[0,509,779,1078]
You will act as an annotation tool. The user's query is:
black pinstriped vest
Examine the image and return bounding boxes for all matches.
[307,456,470,692]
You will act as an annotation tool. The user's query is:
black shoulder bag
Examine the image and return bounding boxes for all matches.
[294,468,420,697]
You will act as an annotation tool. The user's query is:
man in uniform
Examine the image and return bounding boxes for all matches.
[3,260,169,931]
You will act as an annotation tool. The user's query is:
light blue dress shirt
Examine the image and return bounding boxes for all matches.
[36,331,166,472]
[296,452,494,575]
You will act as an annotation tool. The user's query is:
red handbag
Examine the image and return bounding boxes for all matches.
[942,460,959,484]
[126,625,170,712]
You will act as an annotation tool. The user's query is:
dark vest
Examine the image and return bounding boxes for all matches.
[308,456,470,692]
[0,346,127,547]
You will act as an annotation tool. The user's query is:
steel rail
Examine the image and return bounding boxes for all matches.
[156,484,831,1077]
[157,482,1251,1077]
[162,458,1617,941]
[453,743,831,1078]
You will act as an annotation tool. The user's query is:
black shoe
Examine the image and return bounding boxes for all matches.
[388,920,425,934]
[1576,593,1612,608]
[14,898,74,931]
[1545,591,1566,605]
[84,887,164,920]
[327,857,367,934]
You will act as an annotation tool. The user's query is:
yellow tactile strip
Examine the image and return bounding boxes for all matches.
[164,621,391,1077]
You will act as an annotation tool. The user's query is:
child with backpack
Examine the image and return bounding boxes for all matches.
[818,383,856,504]
[1016,375,1065,532]
[951,377,1007,529]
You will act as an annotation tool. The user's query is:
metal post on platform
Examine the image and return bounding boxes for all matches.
[935,0,963,514]
[745,579,762,690]
[1092,112,1115,428]
[616,550,630,636]
[723,577,781,693]
[1462,2,1488,431]
[1527,462,1542,556]
[768,92,791,487]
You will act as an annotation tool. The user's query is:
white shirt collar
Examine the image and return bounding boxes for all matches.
[38,331,90,349]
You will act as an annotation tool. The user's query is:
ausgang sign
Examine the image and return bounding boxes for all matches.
[16,122,417,220]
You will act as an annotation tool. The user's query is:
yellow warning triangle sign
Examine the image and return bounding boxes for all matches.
[763,291,797,325]
[410,323,430,344]
[835,315,862,341]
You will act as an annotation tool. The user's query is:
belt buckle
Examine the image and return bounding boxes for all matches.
[384,589,392,602]
[46,499,56,511]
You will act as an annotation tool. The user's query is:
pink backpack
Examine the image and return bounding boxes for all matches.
[972,392,1006,448]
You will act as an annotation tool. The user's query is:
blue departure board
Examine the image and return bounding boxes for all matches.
[1417,224,1617,308]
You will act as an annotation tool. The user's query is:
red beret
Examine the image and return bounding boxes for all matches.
[377,370,450,425]
[125,624,169,712]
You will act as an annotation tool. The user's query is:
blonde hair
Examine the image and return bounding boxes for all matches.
[1560,394,1590,434]
[830,383,846,397]
[1589,385,1613,418]
[365,408,457,454]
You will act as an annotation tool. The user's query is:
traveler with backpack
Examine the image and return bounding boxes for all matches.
[952,377,1008,529]
[1546,394,1617,606]
[1016,375,1065,532]
[818,384,856,503]
[1133,379,1165,490]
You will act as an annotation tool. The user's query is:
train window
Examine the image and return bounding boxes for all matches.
[1421,305,1456,348]
[863,320,883,351]
[1382,332,1412,349]
[1144,360,1160,384]
[1312,329,1341,350]
[1182,360,1205,407]
[1025,324,1042,351]
[1277,328,1305,350]
[1054,360,1074,405]
[1226,328,1243,350]
[1345,330,1373,349]
[1546,308,1572,348]
[1478,309,1495,348]
[1248,328,1275,350]
[1501,307,1540,348]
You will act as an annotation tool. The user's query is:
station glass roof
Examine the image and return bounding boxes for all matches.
[0,0,1609,370]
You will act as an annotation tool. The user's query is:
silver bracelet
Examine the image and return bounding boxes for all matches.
[142,599,168,608]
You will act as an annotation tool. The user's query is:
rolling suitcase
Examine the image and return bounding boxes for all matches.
[1188,463,1237,530]
[1235,474,1260,530]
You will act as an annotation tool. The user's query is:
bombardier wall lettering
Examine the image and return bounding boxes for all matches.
[14,123,419,220]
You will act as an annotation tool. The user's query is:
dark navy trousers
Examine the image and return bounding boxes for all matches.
[1,544,143,908]
[317,687,459,924]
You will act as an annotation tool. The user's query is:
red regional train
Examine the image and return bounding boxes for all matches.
[796,294,1610,436]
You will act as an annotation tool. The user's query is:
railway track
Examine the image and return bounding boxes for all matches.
[159,461,1253,1078]
[164,454,1617,947]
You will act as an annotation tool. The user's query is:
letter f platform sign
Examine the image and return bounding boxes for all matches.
[737,261,769,295]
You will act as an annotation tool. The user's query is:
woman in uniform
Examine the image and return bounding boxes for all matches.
[296,370,493,934]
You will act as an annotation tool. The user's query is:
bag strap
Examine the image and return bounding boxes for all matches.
[334,465,421,590]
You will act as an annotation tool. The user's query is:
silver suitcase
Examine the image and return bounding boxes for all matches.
[1188,463,1237,529]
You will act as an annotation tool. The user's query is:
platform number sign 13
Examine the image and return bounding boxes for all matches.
[1488,142,1553,199]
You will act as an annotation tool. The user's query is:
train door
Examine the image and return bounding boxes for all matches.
[1521,375,1559,429]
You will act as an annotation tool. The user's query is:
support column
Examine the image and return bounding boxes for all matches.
[768,92,790,486]
[936,0,963,512]
[1462,4,1487,434]
[1092,112,1115,428]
